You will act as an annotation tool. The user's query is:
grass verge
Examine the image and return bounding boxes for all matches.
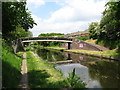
[45,46,67,50]
[2,39,22,88]
[26,51,86,88]
[26,51,66,88]
[65,49,120,59]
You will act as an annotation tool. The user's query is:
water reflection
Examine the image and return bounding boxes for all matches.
[36,48,120,88]
[37,49,66,61]
[56,63,101,88]
[88,61,120,88]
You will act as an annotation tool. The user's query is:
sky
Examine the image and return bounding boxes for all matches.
[26,0,109,37]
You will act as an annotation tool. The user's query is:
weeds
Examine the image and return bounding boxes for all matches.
[65,68,86,88]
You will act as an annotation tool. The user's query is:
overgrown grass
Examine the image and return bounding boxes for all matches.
[26,51,86,88]
[2,39,22,88]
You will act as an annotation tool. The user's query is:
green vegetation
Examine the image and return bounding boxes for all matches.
[2,1,35,87]
[88,22,99,40]
[65,68,86,88]
[38,33,64,37]
[45,46,67,50]
[66,49,120,57]
[2,1,36,41]
[27,51,65,88]
[75,36,89,41]
[2,40,22,88]
[88,1,120,50]
[10,25,33,40]
[26,51,86,88]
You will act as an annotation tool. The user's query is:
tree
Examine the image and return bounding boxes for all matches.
[88,1,120,50]
[98,1,120,49]
[2,1,36,41]
[10,25,33,40]
[38,33,64,37]
[88,22,99,39]
[99,1,120,40]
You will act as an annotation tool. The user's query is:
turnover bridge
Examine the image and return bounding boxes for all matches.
[14,37,101,52]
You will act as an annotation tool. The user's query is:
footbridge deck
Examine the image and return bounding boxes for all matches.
[20,37,73,43]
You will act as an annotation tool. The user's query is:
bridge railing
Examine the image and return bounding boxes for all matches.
[20,37,73,41]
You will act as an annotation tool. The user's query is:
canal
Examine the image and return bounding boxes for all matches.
[35,48,120,88]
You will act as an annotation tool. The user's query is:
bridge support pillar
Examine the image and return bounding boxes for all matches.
[68,42,71,49]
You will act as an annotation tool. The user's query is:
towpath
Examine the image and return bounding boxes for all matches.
[19,52,29,89]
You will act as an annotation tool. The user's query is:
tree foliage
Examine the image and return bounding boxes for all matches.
[99,1,120,40]
[88,22,99,39]
[2,1,36,41]
[10,25,33,40]
[88,1,120,49]
[38,33,64,37]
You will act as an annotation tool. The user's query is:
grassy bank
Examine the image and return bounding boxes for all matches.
[41,46,119,57]
[45,46,67,50]
[65,49,120,60]
[26,51,66,88]
[26,51,86,88]
[2,39,22,88]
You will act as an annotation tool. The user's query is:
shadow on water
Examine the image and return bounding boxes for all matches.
[2,61,21,88]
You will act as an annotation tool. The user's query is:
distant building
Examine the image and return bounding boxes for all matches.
[63,30,89,38]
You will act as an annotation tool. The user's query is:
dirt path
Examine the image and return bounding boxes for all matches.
[19,52,29,89]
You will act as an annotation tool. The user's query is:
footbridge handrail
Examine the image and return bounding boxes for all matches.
[19,37,73,41]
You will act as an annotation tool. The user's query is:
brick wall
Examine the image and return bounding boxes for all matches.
[61,39,101,51]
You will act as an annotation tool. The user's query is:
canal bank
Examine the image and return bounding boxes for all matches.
[65,49,120,61]
[43,47,120,61]
[26,51,86,88]
[35,48,120,88]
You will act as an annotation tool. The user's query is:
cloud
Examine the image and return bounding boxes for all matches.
[46,0,107,23]
[29,0,108,36]
[26,0,45,8]
[30,14,90,36]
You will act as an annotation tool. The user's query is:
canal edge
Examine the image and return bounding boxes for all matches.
[64,50,120,61]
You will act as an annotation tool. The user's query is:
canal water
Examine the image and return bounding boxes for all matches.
[36,48,120,88]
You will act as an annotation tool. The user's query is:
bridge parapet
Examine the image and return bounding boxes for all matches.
[20,37,73,42]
